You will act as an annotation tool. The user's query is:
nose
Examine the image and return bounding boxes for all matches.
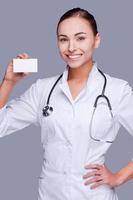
[68,40,76,52]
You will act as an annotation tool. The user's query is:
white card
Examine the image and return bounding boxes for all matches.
[13,58,38,72]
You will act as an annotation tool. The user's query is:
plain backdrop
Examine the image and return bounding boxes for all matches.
[0,0,133,199]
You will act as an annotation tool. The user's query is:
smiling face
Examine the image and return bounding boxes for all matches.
[57,16,100,69]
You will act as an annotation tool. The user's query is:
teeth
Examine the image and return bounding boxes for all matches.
[68,55,82,59]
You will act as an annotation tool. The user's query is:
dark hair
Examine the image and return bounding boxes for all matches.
[56,7,98,36]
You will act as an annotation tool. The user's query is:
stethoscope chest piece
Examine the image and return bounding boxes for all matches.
[42,105,53,117]
[42,74,63,117]
[41,68,114,143]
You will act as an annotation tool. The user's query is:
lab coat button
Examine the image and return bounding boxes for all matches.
[65,140,71,146]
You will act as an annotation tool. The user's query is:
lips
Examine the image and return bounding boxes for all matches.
[66,54,83,60]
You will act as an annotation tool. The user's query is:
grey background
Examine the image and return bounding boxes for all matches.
[0,0,133,199]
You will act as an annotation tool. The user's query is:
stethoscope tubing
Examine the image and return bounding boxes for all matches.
[42,67,114,143]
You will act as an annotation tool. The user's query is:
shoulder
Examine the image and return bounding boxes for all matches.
[104,72,131,93]
[105,73,127,87]
[103,72,133,108]
[36,74,60,88]
[32,74,61,97]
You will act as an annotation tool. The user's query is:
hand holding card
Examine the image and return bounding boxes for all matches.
[13,58,38,73]
[3,53,37,85]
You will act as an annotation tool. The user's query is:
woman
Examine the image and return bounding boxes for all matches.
[0,7,133,200]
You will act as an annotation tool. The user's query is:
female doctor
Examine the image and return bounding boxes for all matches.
[0,7,133,200]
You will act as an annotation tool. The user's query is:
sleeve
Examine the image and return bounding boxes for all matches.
[0,79,42,138]
[116,82,133,161]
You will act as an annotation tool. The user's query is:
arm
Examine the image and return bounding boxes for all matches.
[0,79,16,108]
[83,82,133,189]
[0,79,42,138]
[0,53,29,108]
[116,161,133,184]
[0,53,41,138]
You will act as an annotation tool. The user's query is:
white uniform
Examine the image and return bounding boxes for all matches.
[0,62,133,200]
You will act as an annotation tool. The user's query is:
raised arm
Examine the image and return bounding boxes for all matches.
[0,53,30,108]
[0,53,42,138]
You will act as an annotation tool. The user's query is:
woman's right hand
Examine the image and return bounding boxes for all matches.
[3,53,31,85]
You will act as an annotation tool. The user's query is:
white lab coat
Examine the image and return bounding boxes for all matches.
[0,62,133,200]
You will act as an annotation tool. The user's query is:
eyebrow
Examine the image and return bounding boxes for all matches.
[58,32,87,37]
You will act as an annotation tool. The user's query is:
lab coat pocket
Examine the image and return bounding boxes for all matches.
[90,101,117,142]
[41,103,70,144]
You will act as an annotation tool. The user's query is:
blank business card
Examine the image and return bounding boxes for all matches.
[13,58,38,72]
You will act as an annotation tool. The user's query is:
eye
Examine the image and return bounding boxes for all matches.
[59,38,68,42]
[77,36,86,41]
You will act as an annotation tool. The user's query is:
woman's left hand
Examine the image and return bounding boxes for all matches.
[83,164,121,189]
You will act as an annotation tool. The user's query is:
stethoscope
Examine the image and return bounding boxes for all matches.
[42,68,114,143]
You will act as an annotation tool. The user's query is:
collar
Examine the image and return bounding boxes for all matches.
[60,61,99,86]
[59,62,99,103]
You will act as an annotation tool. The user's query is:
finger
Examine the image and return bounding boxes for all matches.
[23,72,30,75]
[84,164,103,170]
[16,53,30,59]
[90,180,105,189]
[22,52,31,59]
[83,170,100,179]
[16,53,25,58]
[84,176,102,186]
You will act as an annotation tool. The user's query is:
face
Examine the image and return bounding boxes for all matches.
[57,17,100,69]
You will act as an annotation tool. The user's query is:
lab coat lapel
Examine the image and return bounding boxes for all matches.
[59,66,74,103]
[85,63,100,98]
[59,62,100,104]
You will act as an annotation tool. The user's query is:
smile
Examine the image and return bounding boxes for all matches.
[67,54,82,60]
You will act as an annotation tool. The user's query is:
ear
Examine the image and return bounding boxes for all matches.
[94,33,101,49]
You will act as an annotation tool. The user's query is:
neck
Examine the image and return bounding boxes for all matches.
[67,60,94,82]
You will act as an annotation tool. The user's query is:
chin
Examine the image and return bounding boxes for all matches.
[67,62,86,69]
[68,65,81,69]
[66,61,83,69]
